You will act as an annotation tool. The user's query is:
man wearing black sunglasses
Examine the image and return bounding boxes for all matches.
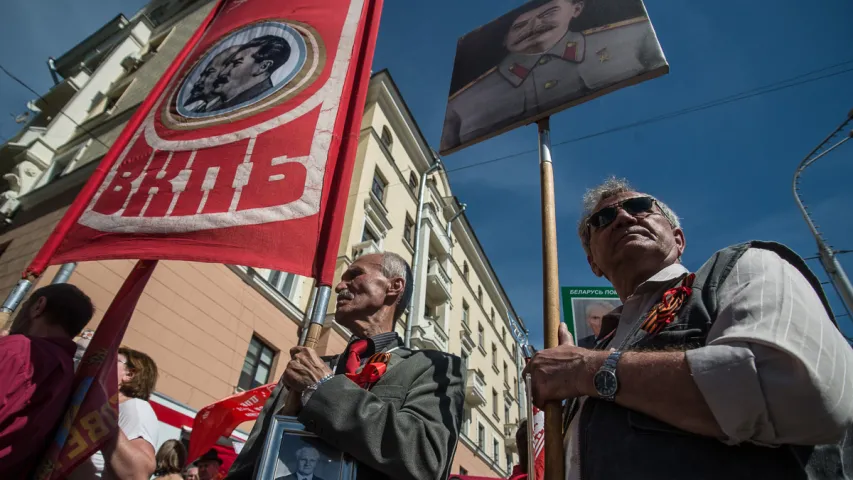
[524,177,853,479]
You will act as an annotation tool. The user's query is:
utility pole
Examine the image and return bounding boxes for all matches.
[793,108,853,315]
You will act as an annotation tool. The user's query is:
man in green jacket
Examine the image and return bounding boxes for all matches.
[227,252,465,480]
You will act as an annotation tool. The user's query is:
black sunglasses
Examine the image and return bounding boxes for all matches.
[587,196,656,230]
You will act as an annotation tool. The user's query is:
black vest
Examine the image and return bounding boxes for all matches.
[578,241,846,480]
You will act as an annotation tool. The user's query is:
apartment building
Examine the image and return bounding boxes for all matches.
[0,0,528,476]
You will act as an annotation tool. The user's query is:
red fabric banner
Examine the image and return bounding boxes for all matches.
[42,0,382,284]
[187,383,275,465]
[34,260,158,480]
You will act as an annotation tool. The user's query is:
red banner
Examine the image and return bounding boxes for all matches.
[187,383,275,464]
[34,260,157,479]
[37,0,382,284]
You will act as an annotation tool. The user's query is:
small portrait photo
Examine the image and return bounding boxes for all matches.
[258,416,355,480]
[174,20,320,120]
[571,298,621,348]
[440,0,668,154]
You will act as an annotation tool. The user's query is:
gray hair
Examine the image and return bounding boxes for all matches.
[381,251,413,320]
[295,446,320,460]
[577,177,681,256]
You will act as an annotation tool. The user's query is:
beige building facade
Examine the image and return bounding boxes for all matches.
[0,0,528,477]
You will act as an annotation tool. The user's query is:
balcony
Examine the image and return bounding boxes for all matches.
[411,315,449,351]
[465,369,487,407]
[352,240,381,259]
[423,203,452,255]
[504,423,519,452]
[460,322,475,354]
[426,259,452,304]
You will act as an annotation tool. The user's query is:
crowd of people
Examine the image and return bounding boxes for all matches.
[0,178,851,479]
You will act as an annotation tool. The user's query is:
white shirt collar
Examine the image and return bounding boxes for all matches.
[630,262,689,298]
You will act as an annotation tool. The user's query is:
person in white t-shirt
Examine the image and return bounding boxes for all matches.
[71,346,159,479]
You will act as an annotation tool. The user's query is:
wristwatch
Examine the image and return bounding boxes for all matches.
[593,351,623,401]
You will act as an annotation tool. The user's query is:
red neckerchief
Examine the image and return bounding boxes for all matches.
[345,352,391,389]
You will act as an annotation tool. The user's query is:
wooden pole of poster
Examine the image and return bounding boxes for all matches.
[537,118,565,480]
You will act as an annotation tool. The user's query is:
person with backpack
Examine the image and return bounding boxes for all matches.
[524,177,853,480]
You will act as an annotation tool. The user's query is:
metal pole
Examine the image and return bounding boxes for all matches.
[404,157,443,348]
[51,263,77,284]
[298,284,319,346]
[793,118,853,315]
[537,118,565,480]
[445,203,467,239]
[525,374,536,477]
[279,285,332,416]
[819,243,853,314]
[0,279,34,328]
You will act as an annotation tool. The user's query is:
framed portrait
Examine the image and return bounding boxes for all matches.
[439,0,669,154]
[561,286,621,348]
[256,416,356,480]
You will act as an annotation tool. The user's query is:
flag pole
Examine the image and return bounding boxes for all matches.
[537,117,565,480]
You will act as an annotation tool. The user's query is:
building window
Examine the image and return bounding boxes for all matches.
[490,307,495,323]
[478,324,484,349]
[502,327,507,343]
[492,344,498,368]
[238,336,274,391]
[462,301,469,326]
[493,439,500,461]
[462,406,471,436]
[362,225,379,244]
[478,286,483,303]
[503,361,508,384]
[403,215,414,246]
[459,467,468,475]
[507,453,513,472]
[409,172,418,191]
[504,401,511,425]
[478,424,486,450]
[463,261,469,280]
[461,350,469,376]
[371,171,387,202]
[380,125,394,150]
[266,270,296,299]
[493,389,499,417]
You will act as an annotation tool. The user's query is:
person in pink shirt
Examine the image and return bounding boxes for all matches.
[0,283,94,477]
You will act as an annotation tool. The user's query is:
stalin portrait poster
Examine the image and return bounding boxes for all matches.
[440,0,668,154]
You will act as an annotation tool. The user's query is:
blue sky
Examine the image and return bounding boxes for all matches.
[2,0,853,347]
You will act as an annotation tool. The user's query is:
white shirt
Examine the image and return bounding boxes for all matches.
[566,249,853,479]
[69,397,159,479]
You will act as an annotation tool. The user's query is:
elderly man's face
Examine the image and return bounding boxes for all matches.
[586,191,685,282]
[585,304,611,336]
[197,460,219,480]
[184,466,200,480]
[506,0,584,54]
[334,254,402,336]
[296,448,320,475]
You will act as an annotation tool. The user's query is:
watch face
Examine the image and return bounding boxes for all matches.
[594,370,618,397]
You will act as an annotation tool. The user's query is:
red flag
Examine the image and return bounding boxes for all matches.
[34,260,157,480]
[29,0,383,285]
[187,383,275,464]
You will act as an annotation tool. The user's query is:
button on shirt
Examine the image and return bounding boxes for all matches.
[566,249,853,479]
[0,334,77,477]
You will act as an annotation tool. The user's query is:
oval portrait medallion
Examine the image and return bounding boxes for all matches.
[164,20,325,129]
